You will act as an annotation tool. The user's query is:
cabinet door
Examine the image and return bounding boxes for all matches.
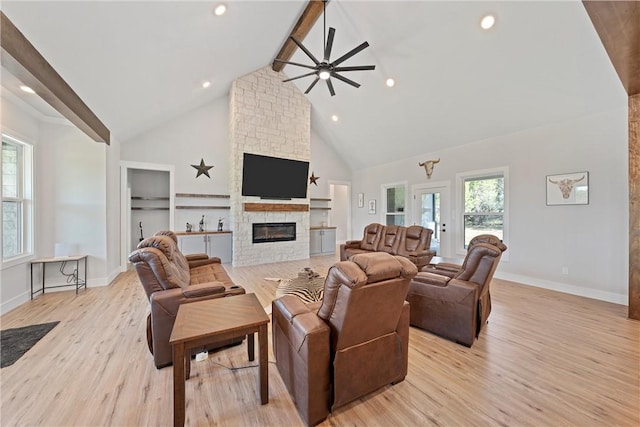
[208,233,232,263]
[309,230,322,255]
[321,229,336,254]
[178,235,207,255]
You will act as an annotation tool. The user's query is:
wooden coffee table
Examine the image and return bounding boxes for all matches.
[169,293,270,427]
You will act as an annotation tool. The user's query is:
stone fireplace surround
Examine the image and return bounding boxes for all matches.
[229,66,311,266]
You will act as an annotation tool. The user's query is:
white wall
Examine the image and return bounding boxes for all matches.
[1,97,111,314]
[121,98,231,233]
[352,107,628,304]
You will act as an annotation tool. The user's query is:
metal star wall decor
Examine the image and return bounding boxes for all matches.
[309,172,319,186]
[191,158,214,179]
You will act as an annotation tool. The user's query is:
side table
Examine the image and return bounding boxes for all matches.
[30,255,87,299]
[169,293,270,427]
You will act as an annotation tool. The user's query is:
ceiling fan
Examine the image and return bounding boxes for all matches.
[275,0,375,96]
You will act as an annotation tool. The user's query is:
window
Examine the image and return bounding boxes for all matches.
[2,134,33,262]
[457,167,508,253]
[383,182,406,226]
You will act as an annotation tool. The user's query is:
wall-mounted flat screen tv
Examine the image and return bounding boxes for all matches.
[241,153,309,199]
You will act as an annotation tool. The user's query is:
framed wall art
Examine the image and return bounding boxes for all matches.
[358,193,364,208]
[368,199,376,214]
[546,171,589,206]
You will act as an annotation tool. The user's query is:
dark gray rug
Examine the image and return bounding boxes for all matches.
[1,321,59,368]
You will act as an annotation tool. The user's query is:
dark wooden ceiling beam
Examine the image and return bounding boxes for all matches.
[582,1,640,96]
[1,11,110,144]
[272,0,328,72]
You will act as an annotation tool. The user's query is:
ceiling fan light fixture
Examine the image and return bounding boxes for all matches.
[319,69,331,80]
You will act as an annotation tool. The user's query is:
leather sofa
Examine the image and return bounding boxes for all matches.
[406,239,507,347]
[128,231,245,368]
[272,252,418,426]
[340,223,436,269]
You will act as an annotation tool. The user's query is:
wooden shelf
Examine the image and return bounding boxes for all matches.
[176,193,229,199]
[310,207,331,210]
[131,207,169,211]
[310,198,331,202]
[132,196,170,201]
[244,203,309,212]
[175,206,231,210]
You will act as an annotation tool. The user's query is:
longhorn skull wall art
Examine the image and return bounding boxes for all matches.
[546,172,589,205]
[418,158,440,178]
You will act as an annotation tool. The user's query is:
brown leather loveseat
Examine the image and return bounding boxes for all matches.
[272,252,418,425]
[340,223,436,269]
[128,231,245,368]
[407,236,507,347]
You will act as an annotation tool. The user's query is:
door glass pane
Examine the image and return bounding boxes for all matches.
[420,192,440,254]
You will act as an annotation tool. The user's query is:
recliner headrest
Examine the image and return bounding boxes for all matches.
[137,235,175,259]
[350,252,417,283]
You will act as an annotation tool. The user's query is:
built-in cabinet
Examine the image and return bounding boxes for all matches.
[177,232,233,264]
[309,227,336,256]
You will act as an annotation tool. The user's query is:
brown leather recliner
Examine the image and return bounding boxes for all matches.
[424,234,506,278]
[272,252,418,426]
[406,240,506,347]
[128,232,245,368]
[340,223,435,269]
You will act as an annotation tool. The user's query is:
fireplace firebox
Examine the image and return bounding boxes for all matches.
[252,222,296,244]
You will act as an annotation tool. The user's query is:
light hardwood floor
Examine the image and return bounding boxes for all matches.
[1,255,638,426]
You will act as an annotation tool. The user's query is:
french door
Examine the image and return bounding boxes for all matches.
[412,183,451,257]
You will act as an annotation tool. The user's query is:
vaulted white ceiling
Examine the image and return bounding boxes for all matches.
[0,1,627,170]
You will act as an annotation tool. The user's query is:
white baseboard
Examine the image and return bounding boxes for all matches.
[0,291,29,316]
[495,271,628,305]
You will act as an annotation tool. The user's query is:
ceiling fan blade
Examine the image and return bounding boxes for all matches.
[290,36,320,65]
[333,65,376,72]
[305,76,320,94]
[324,27,336,62]
[331,41,370,67]
[283,71,319,82]
[273,59,318,71]
[332,72,361,88]
[326,78,336,96]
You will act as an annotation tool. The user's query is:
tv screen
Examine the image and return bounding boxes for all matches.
[242,153,309,199]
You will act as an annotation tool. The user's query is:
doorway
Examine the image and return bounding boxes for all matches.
[412,182,451,257]
[328,181,351,244]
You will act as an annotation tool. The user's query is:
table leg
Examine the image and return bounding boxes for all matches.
[75,259,79,294]
[42,263,46,295]
[185,350,191,380]
[173,343,186,427]
[30,263,34,300]
[248,333,255,361]
[258,324,268,404]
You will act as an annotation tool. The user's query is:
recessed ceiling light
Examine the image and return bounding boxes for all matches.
[20,85,35,94]
[331,115,339,122]
[480,15,496,30]
[214,4,226,16]
[386,78,395,88]
[202,81,211,88]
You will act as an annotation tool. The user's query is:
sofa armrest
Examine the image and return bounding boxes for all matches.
[410,276,478,303]
[187,256,222,269]
[433,262,462,272]
[412,272,451,287]
[344,240,362,249]
[185,253,209,261]
[182,282,226,298]
[151,282,227,316]
[272,295,331,425]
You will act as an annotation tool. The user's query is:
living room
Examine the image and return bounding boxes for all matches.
[1,1,638,426]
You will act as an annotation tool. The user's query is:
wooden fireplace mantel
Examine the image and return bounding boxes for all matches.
[244,203,309,212]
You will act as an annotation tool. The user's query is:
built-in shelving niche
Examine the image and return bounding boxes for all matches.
[175,193,231,210]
